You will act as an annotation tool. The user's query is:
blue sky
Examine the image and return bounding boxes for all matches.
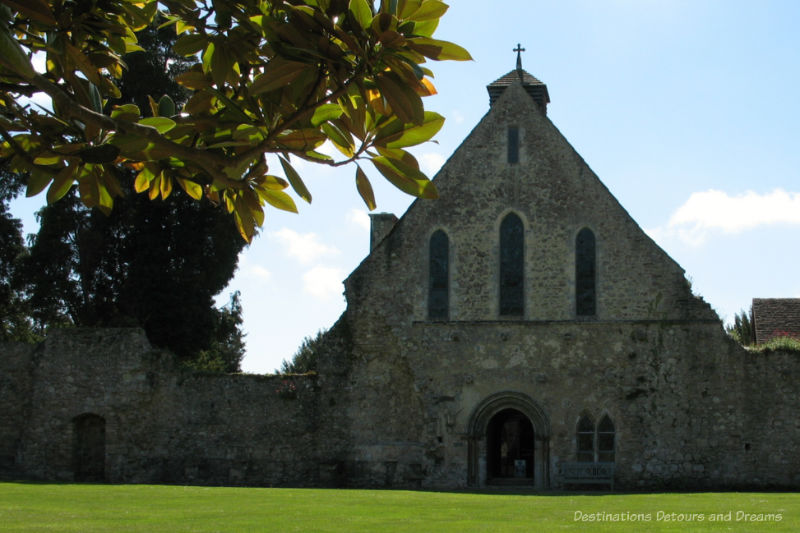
[11,1,800,373]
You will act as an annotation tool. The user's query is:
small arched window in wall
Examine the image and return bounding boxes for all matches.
[575,227,596,316]
[597,415,616,463]
[428,229,449,319]
[576,415,595,463]
[499,213,524,316]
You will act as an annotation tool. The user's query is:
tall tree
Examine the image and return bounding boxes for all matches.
[0,166,37,342]
[0,1,470,241]
[17,21,247,368]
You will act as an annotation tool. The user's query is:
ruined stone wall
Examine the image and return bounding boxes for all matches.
[0,328,346,486]
[0,342,36,474]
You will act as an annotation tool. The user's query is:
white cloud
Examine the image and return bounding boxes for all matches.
[303,266,345,300]
[270,228,340,264]
[652,189,800,246]
[347,208,371,232]
[420,152,446,175]
[237,254,272,284]
[249,265,272,282]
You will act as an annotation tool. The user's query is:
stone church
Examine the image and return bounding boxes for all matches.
[2,62,799,490]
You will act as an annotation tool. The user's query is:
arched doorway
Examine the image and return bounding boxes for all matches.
[467,392,550,488]
[72,413,105,482]
[487,408,535,481]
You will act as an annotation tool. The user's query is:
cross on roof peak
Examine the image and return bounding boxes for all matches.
[513,43,525,71]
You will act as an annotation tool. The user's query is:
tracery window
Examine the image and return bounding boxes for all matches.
[499,213,524,316]
[575,227,596,316]
[576,413,616,463]
[597,415,616,463]
[428,229,449,319]
[576,415,595,463]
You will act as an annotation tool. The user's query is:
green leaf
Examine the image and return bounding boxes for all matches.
[376,72,424,125]
[275,129,327,151]
[88,82,103,114]
[209,39,235,87]
[176,70,214,90]
[407,37,473,61]
[355,165,376,210]
[33,154,62,166]
[310,104,344,127]
[371,155,438,199]
[321,122,354,157]
[279,157,312,204]
[258,188,298,213]
[134,167,155,193]
[407,0,448,21]
[202,41,215,74]
[349,0,373,29]
[26,168,53,197]
[232,125,265,143]
[110,103,141,121]
[251,59,311,95]
[46,165,76,204]
[158,95,176,117]
[375,111,444,148]
[177,178,203,200]
[172,34,207,57]
[138,117,177,134]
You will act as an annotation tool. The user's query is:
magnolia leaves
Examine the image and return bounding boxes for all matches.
[1,0,471,242]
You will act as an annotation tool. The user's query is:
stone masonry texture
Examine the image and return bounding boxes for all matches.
[2,73,799,490]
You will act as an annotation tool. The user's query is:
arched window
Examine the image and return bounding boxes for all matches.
[597,415,615,463]
[576,415,595,463]
[428,230,449,319]
[575,228,596,316]
[499,213,524,316]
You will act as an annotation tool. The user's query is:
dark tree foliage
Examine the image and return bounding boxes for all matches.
[17,23,246,367]
[189,291,246,373]
[0,168,37,342]
[280,329,326,374]
[727,306,755,346]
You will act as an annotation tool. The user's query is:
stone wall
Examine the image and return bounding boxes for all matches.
[2,324,799,490]
[1,328,341,486]
[334,318,800,490]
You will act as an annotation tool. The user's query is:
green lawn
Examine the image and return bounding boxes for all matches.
[0,482,797,532]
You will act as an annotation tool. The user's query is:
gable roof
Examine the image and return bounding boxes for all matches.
[487,68,550,111]
[753,298,800,343]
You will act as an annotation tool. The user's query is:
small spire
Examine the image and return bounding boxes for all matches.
[513,43,525,72]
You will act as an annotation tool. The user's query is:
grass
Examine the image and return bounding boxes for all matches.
[0,482,798,532]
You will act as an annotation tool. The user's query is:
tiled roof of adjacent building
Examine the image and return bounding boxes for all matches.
[752,298,800,344]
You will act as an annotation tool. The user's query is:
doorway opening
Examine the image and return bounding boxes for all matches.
[487,408,534,483]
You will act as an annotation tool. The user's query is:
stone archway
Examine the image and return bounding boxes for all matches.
[467,392,550,488]
[72,413,105,482]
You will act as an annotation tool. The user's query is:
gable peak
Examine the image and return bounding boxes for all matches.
[487,46,550,114]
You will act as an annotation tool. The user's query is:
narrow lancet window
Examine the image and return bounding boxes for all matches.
[499,213,524,316]
[508,126,519,164]
[576,228,596,316]
[597,415,615,463]
[576,415,595,463]
[429,230,449,319]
